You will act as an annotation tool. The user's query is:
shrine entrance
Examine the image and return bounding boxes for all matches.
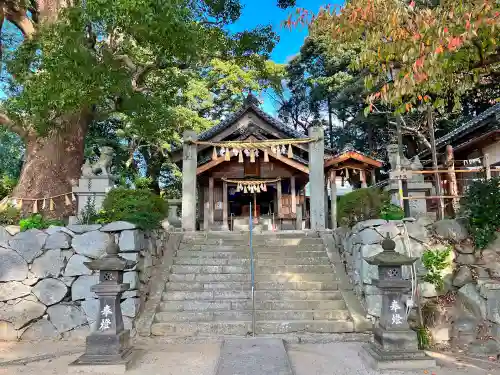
[228,185,276,218]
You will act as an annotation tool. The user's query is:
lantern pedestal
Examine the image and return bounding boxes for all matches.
[69,241,139,374]
[360,234,436,370]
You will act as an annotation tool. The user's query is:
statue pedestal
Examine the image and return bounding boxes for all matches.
[385,181,432,218]
[71,176,114,220]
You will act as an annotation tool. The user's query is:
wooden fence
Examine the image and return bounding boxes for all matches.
[400,150,499,219]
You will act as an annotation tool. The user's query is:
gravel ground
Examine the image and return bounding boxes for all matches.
[2,339,500,375]
[287,342,500,375]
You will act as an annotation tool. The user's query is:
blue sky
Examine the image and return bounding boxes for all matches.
[227,0,333,114]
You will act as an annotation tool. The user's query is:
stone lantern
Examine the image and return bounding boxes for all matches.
[359,234,436,370]
[70,240,137,372]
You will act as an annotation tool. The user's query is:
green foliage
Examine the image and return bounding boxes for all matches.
[0,204,21,226]
[379,203,405,221]
[337,188,390,227]
[98,188,168,230]
[134,176,153,190]
[0,128,23,178]
[19,214,64,232]
[416,326,431,350]
[461,177,500,249]
[422,246,452,290]
[76,197,100,225]
[303,0,500,113]
[0,175,17,200]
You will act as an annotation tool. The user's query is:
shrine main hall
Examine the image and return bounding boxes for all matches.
[172,96,381,232]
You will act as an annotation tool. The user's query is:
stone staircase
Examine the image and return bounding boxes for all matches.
[150,232,354,337]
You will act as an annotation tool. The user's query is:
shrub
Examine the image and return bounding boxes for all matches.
[337,188,390,227]
[76,197,100,225]
[19,214,64,231]
[0,175,17,200]
[98,187,167,229]
[379,202,405,221]
[0,204,21,225]
[422,246,452,290]
[461,177,500,249]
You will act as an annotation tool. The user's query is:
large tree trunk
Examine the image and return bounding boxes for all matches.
[13,114,89,218]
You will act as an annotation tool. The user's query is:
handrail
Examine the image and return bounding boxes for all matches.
[249,201,256,337]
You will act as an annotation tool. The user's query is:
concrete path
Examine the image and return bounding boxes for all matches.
[215,338,293,375]
[1,339,500,375]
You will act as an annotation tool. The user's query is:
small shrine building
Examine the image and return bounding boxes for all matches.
[172,96,382,231]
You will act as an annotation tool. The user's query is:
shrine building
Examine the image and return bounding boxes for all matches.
[171,95,382,231]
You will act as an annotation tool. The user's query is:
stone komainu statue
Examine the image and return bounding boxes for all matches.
[81,146,115,178]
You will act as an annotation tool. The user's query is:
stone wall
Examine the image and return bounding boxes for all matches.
[335,216,500,351]
[0,221,165,341]
[334,217,437,318]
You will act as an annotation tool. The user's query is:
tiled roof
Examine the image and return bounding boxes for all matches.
[328,143,384,164]
[435,103,500,148]
[197,102,307,141]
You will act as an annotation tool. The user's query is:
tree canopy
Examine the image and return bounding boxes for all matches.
[299,0,499,114]
[0,0,288,205]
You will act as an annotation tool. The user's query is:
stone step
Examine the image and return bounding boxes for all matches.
[171,264,333,274]
[256,265,333,274]
[171,265,248,274]
[154,309,350,323]
[162,290,251,301]
[158,299,248,312]
[151,321,252,336]
[179,244,325,251]
[256,310,350,321]
[255,320,354,334]
[165,280,339,291]
[169,273,250,282]
[255,273,338,283]
[255,290,342,301]
[252,238,324,246]
[175,250,327,259]
[253,299,347,311]
[169,272,338,283]
[151,319,354,336]
[172,257,330,266]
[158,298,346,312]
[155,310,252,322]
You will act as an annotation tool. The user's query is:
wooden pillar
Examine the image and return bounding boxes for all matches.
[222,181,228,230]
[371,170,377,186]
[330,170,337,229]
[446,145,459,216]
[360,169,368,188]
[277,180,282,218]
[290,176,296,214]
[208,177,214,227]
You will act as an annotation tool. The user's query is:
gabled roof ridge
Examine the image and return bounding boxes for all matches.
[197,102,307,142]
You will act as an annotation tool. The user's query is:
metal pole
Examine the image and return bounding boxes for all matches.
[249,201,255,337]
[396,115,411,217]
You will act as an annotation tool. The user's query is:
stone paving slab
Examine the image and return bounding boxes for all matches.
[215,338,293,375]
[287,342,500,375]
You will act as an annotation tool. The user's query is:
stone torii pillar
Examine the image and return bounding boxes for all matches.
[308,126,325,231]
[181,130,198,231]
